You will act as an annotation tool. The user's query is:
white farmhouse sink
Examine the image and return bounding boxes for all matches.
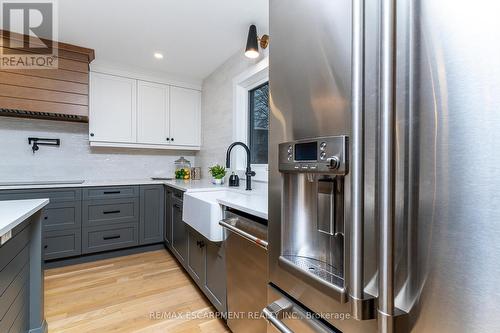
[183,190,246,242]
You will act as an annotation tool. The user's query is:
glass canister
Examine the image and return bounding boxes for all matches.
[174,157,191,180]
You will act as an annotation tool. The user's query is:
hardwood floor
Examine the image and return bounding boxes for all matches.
[44,249,230,333]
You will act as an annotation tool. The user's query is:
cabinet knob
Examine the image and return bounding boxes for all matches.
[44,245,48,249]
[171,138,174,142]
[166,138,170,141]
[90,133,95,137]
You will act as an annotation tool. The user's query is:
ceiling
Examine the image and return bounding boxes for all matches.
[57,0,268,81]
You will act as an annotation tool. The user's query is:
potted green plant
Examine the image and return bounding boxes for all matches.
[209,164,226,185]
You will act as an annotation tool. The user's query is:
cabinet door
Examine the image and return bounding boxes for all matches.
[187,229,205,285]
[43,229,82,260]
[137,81,170,144]
[204,241,227,313]
[90,72,137,143]
[171,198,187,263]
[164,189,172,248]
[169,86,201,146]
[139,185,165,245]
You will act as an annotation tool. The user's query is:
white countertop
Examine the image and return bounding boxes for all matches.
[0,199,49,236]
[166,179,268,219]
[0,179,168,190]
[0,178,268,219]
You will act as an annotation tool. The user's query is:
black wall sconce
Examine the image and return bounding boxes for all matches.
[28,137,60,154]
[245,24,269,59]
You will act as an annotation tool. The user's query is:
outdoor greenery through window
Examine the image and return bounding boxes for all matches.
[249,82,269,164]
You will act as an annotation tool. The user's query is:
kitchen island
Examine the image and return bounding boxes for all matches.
[0,199,49,333]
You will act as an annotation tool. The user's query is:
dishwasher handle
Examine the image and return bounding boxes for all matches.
[219,218,268,249]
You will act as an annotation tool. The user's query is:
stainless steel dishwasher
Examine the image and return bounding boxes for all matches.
[220,208,268,333]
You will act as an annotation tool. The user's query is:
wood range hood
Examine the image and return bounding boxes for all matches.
[0,30,95,122]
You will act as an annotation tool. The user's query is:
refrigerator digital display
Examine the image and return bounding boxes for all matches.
[294,142,317,161]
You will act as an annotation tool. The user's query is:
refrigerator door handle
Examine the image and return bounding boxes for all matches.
[350,0,377,320]
[378,0,410,332]
[262,306,294,333]
[263,297,334,333]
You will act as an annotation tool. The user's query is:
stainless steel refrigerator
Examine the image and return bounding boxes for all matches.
[265,0,500,332]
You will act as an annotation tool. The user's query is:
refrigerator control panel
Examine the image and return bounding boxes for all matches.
[279,136,348,174]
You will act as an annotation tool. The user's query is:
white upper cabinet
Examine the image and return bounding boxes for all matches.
[89,71,201,150]
[89,73,137,143]
[137,81,170,145]
[170,87,201,147]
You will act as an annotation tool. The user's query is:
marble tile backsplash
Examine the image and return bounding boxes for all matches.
[196,51,262,178]
[0,117,196,182]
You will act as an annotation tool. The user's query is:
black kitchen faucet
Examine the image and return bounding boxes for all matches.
[225,142,256,190]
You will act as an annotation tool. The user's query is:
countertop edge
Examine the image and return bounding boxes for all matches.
[216,198,268,220]
[0,199,49,236]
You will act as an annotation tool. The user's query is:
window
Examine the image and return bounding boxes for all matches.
[248,82,269,164]
[233,57,268,181]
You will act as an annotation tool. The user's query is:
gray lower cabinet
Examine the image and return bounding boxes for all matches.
[0,184,162,262]
[83,186,139,200]
[187,229,205,285]
[171,197,188,264]
[164,185,227,313]
[0,222,31,333]
[43,229,81,260]
[41,201,81,231]
[203,240,227,313]
[82,223,139,254]
[81,187,140,255]
[139,185,164,245]
[82,198,139,227]
[164,188,172,248]
[0,188,82,261]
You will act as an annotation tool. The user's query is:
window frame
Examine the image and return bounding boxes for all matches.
[232,58,269,182]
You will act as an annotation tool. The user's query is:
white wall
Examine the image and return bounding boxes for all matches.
[0,117,196,182]
[196,51,264,178]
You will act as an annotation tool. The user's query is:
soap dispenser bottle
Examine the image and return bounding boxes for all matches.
[228,172,240,187]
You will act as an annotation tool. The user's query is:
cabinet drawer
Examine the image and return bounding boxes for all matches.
[42,201,81,231]
[83,198,139,227]
[82,223,138,254]
[43,229,82,260]
[0,188,81,203]
[83,186,139,200]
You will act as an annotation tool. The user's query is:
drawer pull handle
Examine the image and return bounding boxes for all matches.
[103,235,121,240]
[103,191,121,194]
[103,210,121,215]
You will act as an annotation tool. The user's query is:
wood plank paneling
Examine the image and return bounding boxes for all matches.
[45,250,230,333]
[2,68,88,84]
[0,84,88,105]
[0,96,88,116]
[0,47,89,72]
[0,30,94,120]
[0,72,88,94]
[0,30,95,63]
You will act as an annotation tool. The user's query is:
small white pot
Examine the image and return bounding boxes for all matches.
[212,178,224,185]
